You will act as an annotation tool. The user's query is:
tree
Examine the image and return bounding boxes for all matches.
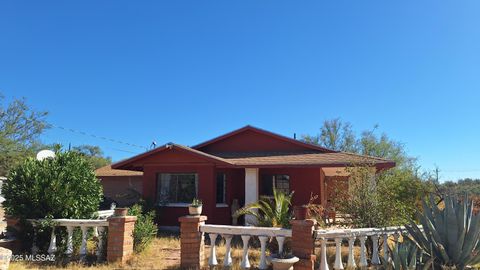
[303,118,431,227]
[302,119,415,168]
[332,166,419,227]
[302,118,357,152]
[0,95,49,175]
[439,178,480,195]
[72,144,112,169]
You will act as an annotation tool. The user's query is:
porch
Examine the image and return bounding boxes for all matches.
[149,165,350,226]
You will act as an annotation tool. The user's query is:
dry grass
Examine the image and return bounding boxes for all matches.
[9,232,181,270]
[208,237,262,269]
[8,233,268,270]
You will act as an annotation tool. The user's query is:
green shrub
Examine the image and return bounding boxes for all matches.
[3,151,103,219]
[3,151,103,253]
[128,204,158,253]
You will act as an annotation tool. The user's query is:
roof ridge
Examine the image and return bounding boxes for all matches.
[192,125,337,153]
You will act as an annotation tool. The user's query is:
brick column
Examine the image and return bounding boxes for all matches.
[107,213,137,263]
[291,219,317,270]
[179,215,207,269]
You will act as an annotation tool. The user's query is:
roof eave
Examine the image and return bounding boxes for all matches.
[111,143,234,171]
[229,161,396,169]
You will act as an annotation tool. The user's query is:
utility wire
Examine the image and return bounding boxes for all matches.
[51,124,147,150]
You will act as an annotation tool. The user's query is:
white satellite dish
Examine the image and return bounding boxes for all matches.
[36,150,56,161]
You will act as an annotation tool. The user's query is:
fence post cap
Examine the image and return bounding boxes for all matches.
[290,219,316,227]
[113,208,129,217]
[178,215,207,223]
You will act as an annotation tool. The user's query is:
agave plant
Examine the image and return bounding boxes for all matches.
[234,189,293,228]
[381,240,433,270]
[406,194,480,270]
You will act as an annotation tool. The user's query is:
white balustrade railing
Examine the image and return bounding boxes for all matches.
[315,226,410,270]
[28,209,114,260]
[200,224,292,270]
[29,219,109,259]
[97,209,115,219]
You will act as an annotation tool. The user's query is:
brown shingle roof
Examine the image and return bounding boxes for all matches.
[95,165,143,177]
[221,152,395,168]
[112,143,395,170]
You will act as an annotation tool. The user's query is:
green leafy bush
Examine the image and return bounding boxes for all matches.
[3,151,103,253]
[3,151,103,219]
[333,165,426,228]
[128,204,158,253]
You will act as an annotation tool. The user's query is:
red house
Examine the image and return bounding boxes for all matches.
[112,126,395,225]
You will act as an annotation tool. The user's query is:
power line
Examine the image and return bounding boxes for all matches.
[51,124,147,150]
[105,147,141,154]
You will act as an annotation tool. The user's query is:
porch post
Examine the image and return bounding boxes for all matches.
[244,168,259,225]
[320,168,326,206]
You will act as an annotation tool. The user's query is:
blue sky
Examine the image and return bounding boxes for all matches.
[1,1,479,181]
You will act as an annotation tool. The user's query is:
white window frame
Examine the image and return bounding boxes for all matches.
[216,172,227,207]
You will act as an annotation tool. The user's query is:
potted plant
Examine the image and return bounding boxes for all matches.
[268,251,299,270]
[188,198,203,216]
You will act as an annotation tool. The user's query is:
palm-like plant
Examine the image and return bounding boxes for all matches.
[234,189,293,228]
[406,194,480,270]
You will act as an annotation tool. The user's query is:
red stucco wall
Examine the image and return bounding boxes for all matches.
[142,164,324,225]
[259,167,322,206]
[126,134,330,226]
[143,165,324,226]
[197,129,319,153]
[99,175,143,206]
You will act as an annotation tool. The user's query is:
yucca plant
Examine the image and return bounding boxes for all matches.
[381,240,433,270]
[406,194,480,270]
[234,189,293,228]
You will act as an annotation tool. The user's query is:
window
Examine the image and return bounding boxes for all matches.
[216,172,226,204]
[157,173,198,204]
[260,174,290,196]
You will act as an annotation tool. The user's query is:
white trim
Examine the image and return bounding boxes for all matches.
[245,168,259,205]
[216,203,229,208]
[200,224,292,237]
[28,219,109,227]
[314,226,414,239]
[245,168,259,225]
[216,172,227,205]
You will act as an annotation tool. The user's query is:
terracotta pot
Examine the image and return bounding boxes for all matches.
[188,205,202,216]
[114,208,129,217]
[268,255,299,270]
[293,205,309,220]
